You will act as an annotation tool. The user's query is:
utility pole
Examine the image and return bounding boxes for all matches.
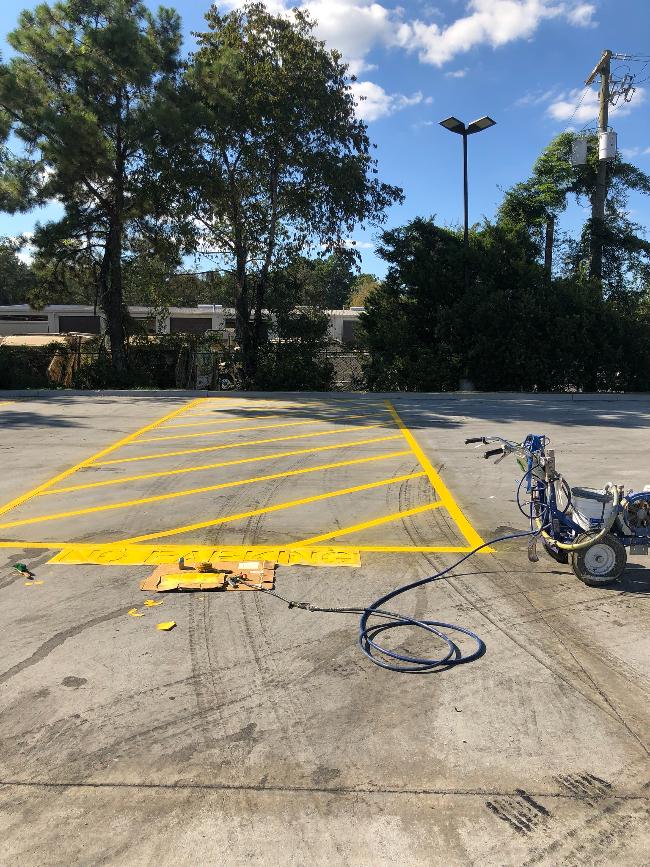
[585,49,612,282]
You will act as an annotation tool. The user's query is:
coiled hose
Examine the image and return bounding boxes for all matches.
[240,526,543,674]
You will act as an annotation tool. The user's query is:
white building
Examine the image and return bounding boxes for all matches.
[0,304,363,344]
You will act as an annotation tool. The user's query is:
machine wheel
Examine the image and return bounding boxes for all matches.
[542,539,569,565]
[570,534,627,587]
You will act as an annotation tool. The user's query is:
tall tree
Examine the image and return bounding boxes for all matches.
[498,132,650,289]
[183,2,402,383]
[0,0,183,372]
[0,237,36,304]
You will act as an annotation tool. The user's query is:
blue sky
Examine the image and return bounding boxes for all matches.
[1,0,649,278]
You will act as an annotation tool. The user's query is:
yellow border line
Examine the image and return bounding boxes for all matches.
[293,501,444,545]
[42,435,405,495]
[0,540,474,552]
[384,401,492,552]
[115,471,427,545]
[0,401,16,407]
[134,413,375,444]
[94,423,384,466]
[0,397,204,520]
[0,451,411,530]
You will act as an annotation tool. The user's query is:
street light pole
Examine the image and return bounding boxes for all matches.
[462,130,469,250]
[439,115,496,291]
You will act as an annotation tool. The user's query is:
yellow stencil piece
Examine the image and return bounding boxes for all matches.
[49,544,362,568]
[156,621,176,631]
[128,607,145,617]
[143,599,164,607]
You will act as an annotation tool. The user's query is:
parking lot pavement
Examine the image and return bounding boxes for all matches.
[0,393,649,866]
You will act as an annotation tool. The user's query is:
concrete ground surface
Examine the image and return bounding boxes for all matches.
[0,392,648,866]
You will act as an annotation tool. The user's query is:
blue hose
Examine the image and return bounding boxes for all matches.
[358,530,537,673]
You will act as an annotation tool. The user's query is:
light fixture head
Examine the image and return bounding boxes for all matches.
[439,116,466,134]
[466,116,496,135]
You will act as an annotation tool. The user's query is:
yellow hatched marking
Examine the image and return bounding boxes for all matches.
[294,501,444,545]
[160,413,283,429]
[0,398,204,520]
[116,471,426,545]
[385,401,491,552]
[0,452,410,530]
[135,413,374,444]
[44,435,404,495]
[95,423,384,466]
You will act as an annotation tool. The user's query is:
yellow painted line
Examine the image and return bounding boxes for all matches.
[42,435,406,495]
[160,413,283,429]
[116,471,427,545]
[0,451,411,531]
[0,540,483,554]
[385,401,492,552]
[95,424,384,466]
[354,545,479,552]
[0,398,205,520]
[0,401,16,407]
[48,543,362,568]
[135,413,376,444]
[293,501,444,545]
[162,407,392,427]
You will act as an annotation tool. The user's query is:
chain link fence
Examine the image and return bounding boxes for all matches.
[0,336,370,391]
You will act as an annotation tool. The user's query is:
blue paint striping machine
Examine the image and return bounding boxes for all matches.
[466,434,650,586]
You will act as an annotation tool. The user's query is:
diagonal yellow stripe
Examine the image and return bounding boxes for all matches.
[135,412,377,444]
[116,471,427,545]
[0,452,411,531]
[293,501,444,545]
[159,413,283,429]
[43,435,405,495]
[384,401,491,551]
[0,397,205,520]
[94,424,384,466]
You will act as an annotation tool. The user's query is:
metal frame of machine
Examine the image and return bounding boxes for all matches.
[466,434,650,585]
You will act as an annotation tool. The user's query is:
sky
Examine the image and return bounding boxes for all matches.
[1,0,649,278]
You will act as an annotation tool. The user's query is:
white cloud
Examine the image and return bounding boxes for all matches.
[343,238,374,249]
[566,3,596,27]
[8,232,35,265]
[546,86,645,125]
[620,146,650,158]
[219,1,601,70]
[445,68,468,78]
[394,1,579,67]
[350,81,425,121]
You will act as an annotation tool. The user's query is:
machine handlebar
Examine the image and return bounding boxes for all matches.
[464,437,486,444]
[484,447,505,459]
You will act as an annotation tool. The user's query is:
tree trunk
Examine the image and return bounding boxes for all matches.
[234,241,255,385]
[100,218,127,374]
[544,215,555,275]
